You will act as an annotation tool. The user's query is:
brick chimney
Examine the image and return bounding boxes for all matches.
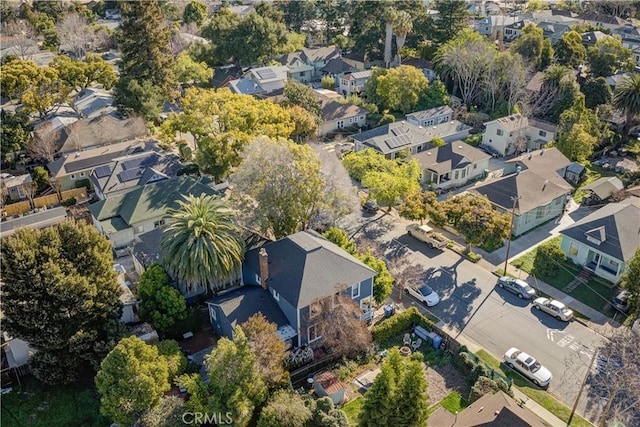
[259,248,269,290]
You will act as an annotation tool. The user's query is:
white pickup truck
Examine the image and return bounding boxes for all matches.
[406,223,448,249]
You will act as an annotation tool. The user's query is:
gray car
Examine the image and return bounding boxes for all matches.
[497,276,536,299]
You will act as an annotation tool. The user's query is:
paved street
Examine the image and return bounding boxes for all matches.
[314,141,606,421]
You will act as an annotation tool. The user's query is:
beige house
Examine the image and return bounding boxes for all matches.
[482,114,557,156]
[0,173,33,201]
[318,98,367,136]
[413,142,490,190]
[338,70,372,97]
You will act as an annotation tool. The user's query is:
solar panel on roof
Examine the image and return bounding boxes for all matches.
[94,165,112,178]
[118,168,143,182]
[122,154,159,170]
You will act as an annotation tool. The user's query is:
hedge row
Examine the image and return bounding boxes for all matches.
[371,307,435,342]
[453,350,513,402]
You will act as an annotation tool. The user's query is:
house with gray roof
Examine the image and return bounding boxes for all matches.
[47,139,158,192]
[581,176,625,204]
[318,98,367,136]
[89,175,219,251]
[0,206,68,239]
[413,141,490,190]
[338,70,372,97]
[227,66,289,95]
[503,148,573,190]
[90,151,183,200]
[0,173,33,202]
[581,31,613,47]
[206,231,377,347]
[406,106,453,128]
[482,114,557,156]
[559,203,640,283]
[321,58,356,81]
[279,46,341,82]
[470,168,572,237]
[351,120,471,159]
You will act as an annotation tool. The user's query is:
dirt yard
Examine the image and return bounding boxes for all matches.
[425,363,470,405]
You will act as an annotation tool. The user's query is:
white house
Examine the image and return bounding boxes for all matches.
[338,70,372,97]
[482,114,557,156]
[413,141,491,190]
[406,106,453,128]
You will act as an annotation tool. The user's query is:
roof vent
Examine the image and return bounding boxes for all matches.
[427,152,431,156]
[418,126,423,129]
[75,152,81,157]
[458,145,463,149]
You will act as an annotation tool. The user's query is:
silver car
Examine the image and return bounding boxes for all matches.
[497,276,536,299]
[504,347,553,388]
[533,297,574,321]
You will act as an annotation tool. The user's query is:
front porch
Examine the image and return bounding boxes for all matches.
[584,249,623,284]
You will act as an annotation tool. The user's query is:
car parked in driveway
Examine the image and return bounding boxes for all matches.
[611,290,629,313]
[362,200,379,213]
[504,347,553,388]
[404,284,440,307]
[497,276,536,299]
[533,297,573,321]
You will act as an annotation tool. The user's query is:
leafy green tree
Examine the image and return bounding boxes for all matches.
[440,194,510,250]
[394,360,429,427]
[358,249,394,304]
[203,328,268,427]
[287,105,318,141]
[174,51,214,86]
[51,54,117,91]
[155,339,187,382]
[182,0,208,26]
[419,79,449,109]
[162,195,245,295]
[583,77,613,109]
[613,73,640,140]
[323,227,358,255]
[399,191,439,225]
[557,123,598,162]
[21,66,72,118]
[554,31,586,67]
[96,337,171,426]
[621,248,640,319]
[276,0,316,32]
[200,8,243,65]
[342,148,395,181]
[540,38,554,69]
[115,0,175,116]
[282,79,322,118]
[321,75,335,89]
[361,160,421,208]
[587,37,634,78]
[349,1,386,61]
[230,137,335,239]
[373,65,429,113]
[234,12,289,65]
[359,363,397,427]
[0,109,33,163]
[133,396,185,427]
[32,166,49,192]
[432,0,468,45]
[240,313,289,389]
[258,390,313,427]
[1,220,122,384]
[138,263,187,332]
[511,24,545,70]
[532,239,567,277]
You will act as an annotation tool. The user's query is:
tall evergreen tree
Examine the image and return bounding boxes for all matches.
[1,220,123,384]
[359,363,397,427]
[115,0,175,117]
[394,360,429,427]
[432,0,468,46]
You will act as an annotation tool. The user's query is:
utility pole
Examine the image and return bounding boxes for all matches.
[502,196,522,276]
[567,348,598,426]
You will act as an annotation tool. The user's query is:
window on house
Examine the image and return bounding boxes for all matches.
[426,119,434,126]
[569,241,579,256]
[352,283,360,299]
[341,79,347,86]
[349,118,353,124]
[360,115,365,120]
[337,120,344,129]
[154,220,165,228]
[79,172,85,177]
[272,288,280,301]
[473,164,477,169]
[17,187,25,198]
[308,323,320,342]
[497,129,504,136]
[309,301,322,318]
[539,130,547,137]
[454,170,459,180]
[211,306,217,321]
[607,259,619,270]
[300,71,306,76]
[70,174,76,179]
[536,204,550,219]
[461,169,466,178]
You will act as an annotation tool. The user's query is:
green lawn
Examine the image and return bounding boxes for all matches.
[475,350,592,427]
[343,396,364,426]
[1,378,109,427]
[439,391,468,414]
[571,278,618,313]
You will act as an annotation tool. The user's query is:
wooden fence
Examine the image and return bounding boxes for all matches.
[2,187,88,216]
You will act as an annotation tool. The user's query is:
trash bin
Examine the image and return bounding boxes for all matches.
[384,305,395,318]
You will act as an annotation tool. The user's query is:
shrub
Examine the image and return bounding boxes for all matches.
[470,363,490,384]
[371,307,435,342]
[469,376,499,402]
[410,351,425,363]
[75,178,90,189]
[378,113,395,125]
[532,239,567,277]
[61,197,76,207]
[456,352,477,377]
[335,359,359,381]
[494,378,513,396]
[321,75,335,89]
[465,251,482,263]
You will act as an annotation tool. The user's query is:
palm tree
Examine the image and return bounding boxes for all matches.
[613,73,640,140]
[161,194,245,295]
[393,11,413,67]
[383,7,397,69]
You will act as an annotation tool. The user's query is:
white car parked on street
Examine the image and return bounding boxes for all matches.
[404,285,440,307]
[504,347,553,388]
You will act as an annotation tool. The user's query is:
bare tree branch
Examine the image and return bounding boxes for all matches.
[5,20,39,59]
[56,13,95,58]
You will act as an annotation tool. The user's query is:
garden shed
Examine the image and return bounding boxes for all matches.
[313,371,345,405]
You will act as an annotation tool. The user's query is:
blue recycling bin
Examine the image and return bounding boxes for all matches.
[384,305,395,318]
